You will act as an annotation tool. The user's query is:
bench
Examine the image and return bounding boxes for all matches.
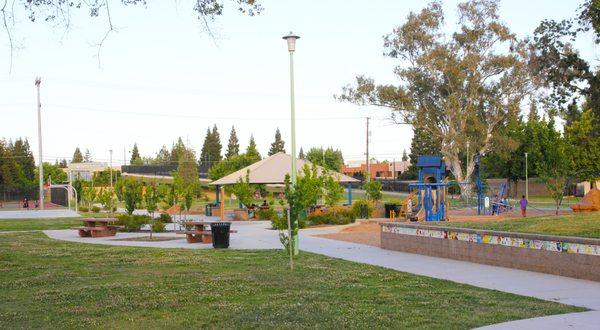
[73,225,121,238]
[176,230,213,244]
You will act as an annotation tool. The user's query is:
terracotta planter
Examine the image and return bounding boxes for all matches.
[234,208,249,221]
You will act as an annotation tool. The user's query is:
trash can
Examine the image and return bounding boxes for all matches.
[359,204,369,218]
[384,203,400,218]
[210,222,231,248]
[205,204,212,216]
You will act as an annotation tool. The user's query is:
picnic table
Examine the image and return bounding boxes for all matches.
[176,221,237,244]
[74,218,119,238]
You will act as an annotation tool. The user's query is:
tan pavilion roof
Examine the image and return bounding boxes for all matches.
[210,152,359,185]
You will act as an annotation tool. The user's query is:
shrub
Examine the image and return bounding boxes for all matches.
[270,209,306,230]
[256,207,277,220]
[79,206,89,213]
[91,206,101,213]
[116,214,151,232]
[152,220,166,233]
[158,213,172,223]
[352,200,374,218]
[363,181,383,201]
[308,206,356,225]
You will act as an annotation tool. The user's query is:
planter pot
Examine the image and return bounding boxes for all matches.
[234,208,249,221]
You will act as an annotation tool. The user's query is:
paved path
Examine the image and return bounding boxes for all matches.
[0,209,80,219]
[43,221,600,327]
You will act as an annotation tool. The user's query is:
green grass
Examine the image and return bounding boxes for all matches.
[0,233,583,328]
[437,212,600,239]
[0,213,111,232]
[0,218,82,232]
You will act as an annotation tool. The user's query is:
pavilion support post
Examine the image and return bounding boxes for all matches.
[215,185,220,205]
[347,184,352,205]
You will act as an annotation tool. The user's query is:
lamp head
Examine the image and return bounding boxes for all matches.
[282,32,300,52]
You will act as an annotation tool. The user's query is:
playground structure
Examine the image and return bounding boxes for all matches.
[403,154,515,222]
[407,156,449,222]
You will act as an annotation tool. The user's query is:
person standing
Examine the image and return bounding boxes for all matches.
[520,195,528,217]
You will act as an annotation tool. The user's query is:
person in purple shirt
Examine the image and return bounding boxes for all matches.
[520,195,528,217]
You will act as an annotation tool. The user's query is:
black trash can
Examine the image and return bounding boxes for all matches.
[210,222,231,248]
[384,203,395,218]
[205,204,212,216]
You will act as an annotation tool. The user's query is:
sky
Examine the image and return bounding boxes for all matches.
[0,0,596,166]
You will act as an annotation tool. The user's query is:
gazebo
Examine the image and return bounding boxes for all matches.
[209,152,359,206]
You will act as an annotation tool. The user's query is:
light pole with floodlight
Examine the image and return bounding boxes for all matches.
[35,77,44,210]
[283,31,300,256]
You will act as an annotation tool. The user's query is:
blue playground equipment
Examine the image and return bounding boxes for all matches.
[474,153,512,215]
[408,156,448,222]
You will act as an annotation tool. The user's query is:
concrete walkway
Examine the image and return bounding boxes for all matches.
[0,209,80,219]
[43,221,600,327]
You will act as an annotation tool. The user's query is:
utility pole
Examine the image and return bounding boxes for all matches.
[35,77,44,210]
[365,117,370,182]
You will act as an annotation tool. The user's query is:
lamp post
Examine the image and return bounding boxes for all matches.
[283,31,300,256]
[35,77,44,210]
[525,152,529,201]
[109,149,113,217]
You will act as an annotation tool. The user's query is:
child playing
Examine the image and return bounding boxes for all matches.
[520,195,528,217]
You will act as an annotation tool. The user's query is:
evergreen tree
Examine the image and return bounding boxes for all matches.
[177,148,199,188]
[72,147,83,163]
[155,145,171,165]
[226,126,240,159]
[401,149,408,162]
[268,128,286,156]
[245,135,261,162]
[200,125,222,167]
[130,143,143,165]
[528,101,540,123]
[298,147,305,159]
[83,149,92,162]
[170,138,186,164]
[565,108,600,182]
[200,128,212,167]
[210,125,223,162]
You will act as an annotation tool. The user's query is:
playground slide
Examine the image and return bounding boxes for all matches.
[571,188,600,212]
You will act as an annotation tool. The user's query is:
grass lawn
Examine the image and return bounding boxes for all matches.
[0,218,82,232]
[0,233,584,328]
[440,212,600,239]
[0,213,110,232]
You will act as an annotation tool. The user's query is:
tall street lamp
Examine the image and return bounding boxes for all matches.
[109,149,113,217]
[35,77,44,210]
[525,152,529,201]
[283,31,300,256]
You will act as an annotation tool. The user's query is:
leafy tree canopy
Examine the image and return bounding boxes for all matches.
[268,128,286,156]
[337,0,532,191]
[306,147,344,172]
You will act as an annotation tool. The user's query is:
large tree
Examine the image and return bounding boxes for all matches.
[225,126,240,159]
[268,128,286,156]
[337,0,532,192]
[130,143,143,165]
[245,135,261,161]
[72,147,83,163]
[306,147,344,172]
[531,0,600,130]
[170,138,187,164]
[200,125,222,167]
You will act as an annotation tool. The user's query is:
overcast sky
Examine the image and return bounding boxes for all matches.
[0,0,596,165]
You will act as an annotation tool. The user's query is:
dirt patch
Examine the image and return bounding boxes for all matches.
[111,236,182,242]
[315,222,381,247]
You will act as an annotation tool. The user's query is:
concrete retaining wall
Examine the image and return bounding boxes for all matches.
[381,223,600,282]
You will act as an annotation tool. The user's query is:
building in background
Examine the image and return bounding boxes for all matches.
[342,160,410,180]
[63,162,117,182]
